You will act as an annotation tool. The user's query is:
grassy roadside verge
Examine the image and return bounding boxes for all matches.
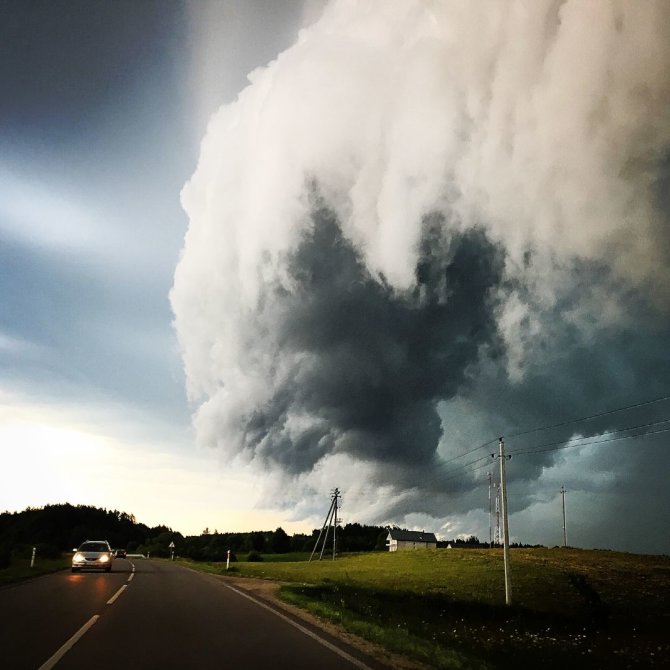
[0,556,70,587]
[179,548,670,669]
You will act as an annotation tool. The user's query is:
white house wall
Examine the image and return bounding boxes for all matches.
[387,540,437,551]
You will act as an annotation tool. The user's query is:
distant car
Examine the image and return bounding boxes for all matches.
[114,549,127,559]
[72,540,114,572]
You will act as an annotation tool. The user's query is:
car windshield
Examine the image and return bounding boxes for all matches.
[79,543,108,552]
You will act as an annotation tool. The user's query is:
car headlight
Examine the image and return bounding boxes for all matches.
[73,553,85,563]
[99,554,109,562]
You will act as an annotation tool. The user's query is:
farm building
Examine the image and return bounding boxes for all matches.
[386,529,437,551]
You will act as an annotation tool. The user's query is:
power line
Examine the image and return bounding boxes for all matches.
[437,454,493,483]
[422,440,504,486]
[431,421,670,490]
[424,399,670,491]
[439,437,499,467]
[438,394,670,482]
[507,393,670,441]
[508,416,670,456]
[510,424,670,457]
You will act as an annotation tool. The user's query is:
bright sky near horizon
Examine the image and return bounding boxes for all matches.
[0,0,322,536]
[0,390,311,535]
[2,1,670,553]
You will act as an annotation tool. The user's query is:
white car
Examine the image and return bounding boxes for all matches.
[72,540,114,573]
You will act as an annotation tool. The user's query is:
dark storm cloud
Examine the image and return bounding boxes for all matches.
[172,1,670,552]
[318,244,670,526]
[242,195,505,472]
[418,263,670,518]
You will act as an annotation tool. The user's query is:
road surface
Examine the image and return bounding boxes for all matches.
[0,558,389,669]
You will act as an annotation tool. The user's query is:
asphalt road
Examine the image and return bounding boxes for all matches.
[0,559,389,670]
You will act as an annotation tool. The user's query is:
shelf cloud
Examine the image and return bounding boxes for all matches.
[172,1,670,551]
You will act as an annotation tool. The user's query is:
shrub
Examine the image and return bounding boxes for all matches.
[36,543,61,559]
[246,550,263,562]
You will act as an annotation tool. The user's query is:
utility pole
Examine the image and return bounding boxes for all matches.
[309,488,340,562]
[332,488,340,560]
[488,472,493,548]
[318,499,335,561]
[492,437,512,605]
[494,483,501,546]
[560,486,567,548]
[310,495,335,562]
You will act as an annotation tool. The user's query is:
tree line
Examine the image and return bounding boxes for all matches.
[0,504,390,565]
[0,504,150,567]
[0,504,541,568]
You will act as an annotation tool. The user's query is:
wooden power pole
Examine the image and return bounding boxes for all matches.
[560,485,567,548]
[493,437,512,605]
[309,488,341,562]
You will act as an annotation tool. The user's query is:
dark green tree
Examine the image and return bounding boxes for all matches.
[269,527,290,553]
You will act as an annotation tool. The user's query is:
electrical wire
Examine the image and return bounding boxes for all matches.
[433,418,670,489]
[420,395,670,492]
[437,454,494,483]
[510,424,670,457]
[507,416,670,456]
[437,394,670,482]
[506,393,670,441]
[439,437,499,466]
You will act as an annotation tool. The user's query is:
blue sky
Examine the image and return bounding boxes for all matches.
[0,0,317,534]
[1,1,191,424]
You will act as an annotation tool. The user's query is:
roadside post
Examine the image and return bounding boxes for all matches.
[30,547,36,568]
[169,541,175,561]
[226,549,231,570]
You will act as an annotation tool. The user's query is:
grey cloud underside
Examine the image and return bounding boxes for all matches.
[368,380,670,527]
[172,1,670,551]
[240,188,670,494]
[243,198,506,473]
[374,272,670,519]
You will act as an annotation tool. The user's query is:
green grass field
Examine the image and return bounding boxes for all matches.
[0,556,70,586]
[181,548,670,669]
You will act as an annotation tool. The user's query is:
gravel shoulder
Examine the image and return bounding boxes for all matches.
[215,574,428,670]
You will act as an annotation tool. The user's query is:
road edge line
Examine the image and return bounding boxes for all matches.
[37,615,99,670]
[220,581,374,670]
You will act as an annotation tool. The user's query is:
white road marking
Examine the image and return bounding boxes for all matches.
[219,581,374,670]
[37,615,99,670]
[37,568,135,668]
[106,584,127,605]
